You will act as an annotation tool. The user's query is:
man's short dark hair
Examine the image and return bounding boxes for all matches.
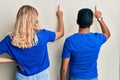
[77,8,93,28]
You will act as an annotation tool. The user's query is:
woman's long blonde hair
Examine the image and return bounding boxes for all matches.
[10,5,40,48]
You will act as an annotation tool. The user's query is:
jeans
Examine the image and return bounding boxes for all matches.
[69,77,98,80]
[16,69,50,80]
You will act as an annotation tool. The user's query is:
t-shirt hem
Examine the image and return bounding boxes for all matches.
[70,75,98,79]
[18,66,49,76]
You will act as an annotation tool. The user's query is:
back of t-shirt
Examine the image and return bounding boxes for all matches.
[62,33,106,79]
[0,29,56,76]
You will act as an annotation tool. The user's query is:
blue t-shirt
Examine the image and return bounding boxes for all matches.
[62,33,106,79]
[0,29,56,76]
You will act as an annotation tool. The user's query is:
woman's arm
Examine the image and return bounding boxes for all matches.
[0,56,15,63]
[55,5,64,40]
[0,56,24,71]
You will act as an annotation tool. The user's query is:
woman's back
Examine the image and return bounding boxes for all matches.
[0,29,55,76]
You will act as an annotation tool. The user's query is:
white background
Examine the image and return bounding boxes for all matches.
[0,0,120,80]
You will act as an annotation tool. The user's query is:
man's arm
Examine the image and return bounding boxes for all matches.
[55,5,64,40]
[94,6,111,40]
[60,58,70,80]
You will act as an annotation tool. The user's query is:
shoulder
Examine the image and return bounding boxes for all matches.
[94,33,106,38]
[94,32,105,36]
[36,29,46,33]
[93,33,107,44]
[36,29,56,42]
[66,33,79,41]
[0,35,11,45]
[3,35,11,41]
[37,29,55,34]
[64,34,77,43]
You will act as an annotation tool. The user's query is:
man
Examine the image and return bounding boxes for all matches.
[60,6,110,80]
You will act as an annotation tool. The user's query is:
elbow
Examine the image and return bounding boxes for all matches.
[108,33,111,38]
[107,31,111,38]
[61,31,64,37]
[105,32,111,40]
[56,31,64,40]
[59,31,64,38]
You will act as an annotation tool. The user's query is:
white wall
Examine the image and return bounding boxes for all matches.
[0,0,120,80]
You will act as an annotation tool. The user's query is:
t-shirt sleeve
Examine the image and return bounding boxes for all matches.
[95,33,107,46]
[44,29,56,42]
[62,39,71,58]
[0,36,8,54]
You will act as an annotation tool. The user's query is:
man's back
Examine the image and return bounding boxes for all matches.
[62,32,106,78]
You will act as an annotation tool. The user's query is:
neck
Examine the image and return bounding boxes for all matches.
[78,28,90,34]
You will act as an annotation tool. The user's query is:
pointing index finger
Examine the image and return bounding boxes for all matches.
[58,5,60,11]
[95,5,97,12]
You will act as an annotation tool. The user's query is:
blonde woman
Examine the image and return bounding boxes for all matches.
[0,5,64,80]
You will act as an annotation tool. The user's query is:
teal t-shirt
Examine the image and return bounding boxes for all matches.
[62,33,106,79]
[0,29,56,76]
